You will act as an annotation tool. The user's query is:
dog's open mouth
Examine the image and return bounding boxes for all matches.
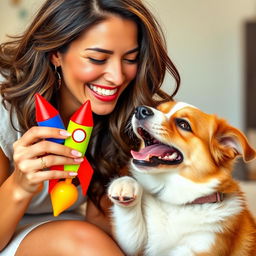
[131,127,183,166]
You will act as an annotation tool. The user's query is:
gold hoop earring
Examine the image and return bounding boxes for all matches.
[55,65,62,89]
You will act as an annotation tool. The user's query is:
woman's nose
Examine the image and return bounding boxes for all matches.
[104,60,125,85]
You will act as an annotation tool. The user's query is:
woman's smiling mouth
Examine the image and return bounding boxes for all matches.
[88,83,120,102]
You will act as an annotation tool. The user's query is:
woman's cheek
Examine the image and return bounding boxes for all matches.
[127,65,138,81]
[72,64,102,81]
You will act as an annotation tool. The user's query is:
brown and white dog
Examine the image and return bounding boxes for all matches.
[108,101,256,256]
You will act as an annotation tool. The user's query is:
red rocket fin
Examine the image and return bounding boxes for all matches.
[49,179,59,193]
[77,157,94,195]
[48,165,64,193]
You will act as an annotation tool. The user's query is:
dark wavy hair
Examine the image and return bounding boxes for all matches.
[0,0,180,211]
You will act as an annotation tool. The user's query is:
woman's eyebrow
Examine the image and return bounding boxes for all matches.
[125,47,139,54]
[85,48,113,54]
[85,47,139,55]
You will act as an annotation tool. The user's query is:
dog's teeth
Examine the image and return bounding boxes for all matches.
[161,152,178,160]
[169,152,178,160]
[158,152,179,161]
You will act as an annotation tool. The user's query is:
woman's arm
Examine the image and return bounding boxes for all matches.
[0,148,34,251]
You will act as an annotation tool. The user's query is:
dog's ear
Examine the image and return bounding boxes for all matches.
[210,119,256,165]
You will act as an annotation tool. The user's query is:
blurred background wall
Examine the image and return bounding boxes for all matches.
[1,0,256,177]
[146,0,256,131]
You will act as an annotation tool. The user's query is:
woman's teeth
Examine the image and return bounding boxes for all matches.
[89,84,117,96]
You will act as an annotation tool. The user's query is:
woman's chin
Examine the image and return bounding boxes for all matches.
[91,104,116,116]
[84,86,120,115]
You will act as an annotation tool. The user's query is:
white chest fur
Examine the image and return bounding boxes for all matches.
[140,193,231,256]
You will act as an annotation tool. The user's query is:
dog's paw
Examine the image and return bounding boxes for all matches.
[108,176,142,207]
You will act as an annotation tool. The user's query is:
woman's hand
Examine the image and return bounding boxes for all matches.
[12,126,83,198]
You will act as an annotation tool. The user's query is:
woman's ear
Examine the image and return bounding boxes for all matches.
[50,51,61,67]
[210,119,256,165]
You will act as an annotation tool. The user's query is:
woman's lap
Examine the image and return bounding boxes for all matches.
[1,211,85,256]
[1,221,48,256]
[13,220,124,256]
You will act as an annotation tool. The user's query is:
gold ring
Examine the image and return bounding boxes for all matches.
[40,157,47,169]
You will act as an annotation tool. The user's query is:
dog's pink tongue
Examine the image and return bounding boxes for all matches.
[131,144,172,160]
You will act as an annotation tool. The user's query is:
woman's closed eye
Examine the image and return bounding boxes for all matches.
[123,52,139,64]
[88,57,106,64]
[88,57,138,65]
[123,57,138,64]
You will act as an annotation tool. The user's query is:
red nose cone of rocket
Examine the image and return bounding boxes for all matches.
[70,100,93,126]
[35,93,59,122]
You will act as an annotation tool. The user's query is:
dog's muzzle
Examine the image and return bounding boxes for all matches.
[131,105,183,167]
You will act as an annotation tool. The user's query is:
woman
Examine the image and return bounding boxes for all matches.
[0,0,180,255]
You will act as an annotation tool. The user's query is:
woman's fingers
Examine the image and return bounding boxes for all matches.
[37,155,84,170]
[25,170,78,185]
[16,155,84,173]
[14,126,70,147]
[13,126,83,170]
[14,170,78,195]
[22,140,83,160]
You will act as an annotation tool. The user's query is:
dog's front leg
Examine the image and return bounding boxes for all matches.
[108,176,146,256]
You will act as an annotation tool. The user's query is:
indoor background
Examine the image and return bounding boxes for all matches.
[0,0,256,210]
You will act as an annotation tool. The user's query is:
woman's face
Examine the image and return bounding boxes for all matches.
[53,15,138,118]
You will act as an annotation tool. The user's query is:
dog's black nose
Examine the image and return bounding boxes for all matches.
[135,106,154,120]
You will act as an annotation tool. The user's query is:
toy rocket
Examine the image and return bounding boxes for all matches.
[35,93,66,193]
[35,94,94,216]
[64,100,93,172]
[51,101,94,216]
[35,93,65,143]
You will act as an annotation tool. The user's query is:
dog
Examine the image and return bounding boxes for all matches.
[108,101,256,256]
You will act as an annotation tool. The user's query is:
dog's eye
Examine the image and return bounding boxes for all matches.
[175,118,192,132]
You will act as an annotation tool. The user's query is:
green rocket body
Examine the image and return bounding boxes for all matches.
[64,120,93,171]
[63,100,94,172]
